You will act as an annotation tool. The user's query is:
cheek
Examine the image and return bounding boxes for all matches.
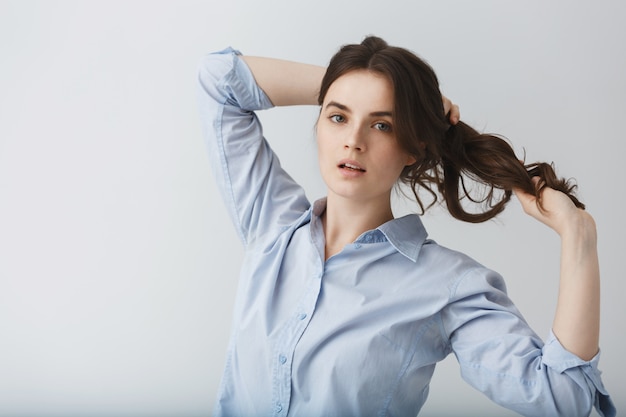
[316,127,334,157]
[316,133,331,171]
[315,134,324,159]
[392,142,417,167]
[382,144,415,169]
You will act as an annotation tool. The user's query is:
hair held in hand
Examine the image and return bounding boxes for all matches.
[319,36,585,223]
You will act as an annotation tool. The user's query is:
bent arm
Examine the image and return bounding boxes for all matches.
[515,183,600,360]
[443,265,613,416]
[241,56,461,121]
[197,49,310,245]
[241,56,325,106]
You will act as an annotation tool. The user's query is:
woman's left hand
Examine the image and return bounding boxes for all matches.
[513,177,594,238]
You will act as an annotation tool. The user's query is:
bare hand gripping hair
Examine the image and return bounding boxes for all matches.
[318,36,585,222]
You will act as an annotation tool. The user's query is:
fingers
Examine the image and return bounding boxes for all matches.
[442,95,460,125]
[448,104,460,125]
[513,187,537,215]
[530,176,541,188]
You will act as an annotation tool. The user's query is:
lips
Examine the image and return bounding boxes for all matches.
[338,159,366,172]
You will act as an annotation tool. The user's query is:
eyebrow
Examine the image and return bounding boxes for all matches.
[325,101,393,118]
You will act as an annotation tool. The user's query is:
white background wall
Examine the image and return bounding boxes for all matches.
[1,1,624,416]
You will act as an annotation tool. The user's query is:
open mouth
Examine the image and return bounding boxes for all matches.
[339,163,366,172]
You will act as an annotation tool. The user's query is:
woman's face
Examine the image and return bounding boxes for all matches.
[317,70,416,206]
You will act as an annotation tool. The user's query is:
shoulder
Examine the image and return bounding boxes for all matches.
[419,239,488,277]
[418,239,507,297]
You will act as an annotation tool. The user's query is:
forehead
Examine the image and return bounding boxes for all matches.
[324,70,394,112]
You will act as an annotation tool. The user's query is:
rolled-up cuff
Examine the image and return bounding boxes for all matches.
[542,330,616,417]
[208,47,274,111]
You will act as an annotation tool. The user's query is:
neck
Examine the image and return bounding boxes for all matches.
[322,193,394,260]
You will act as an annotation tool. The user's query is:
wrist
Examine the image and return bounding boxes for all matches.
[559,210,597,248]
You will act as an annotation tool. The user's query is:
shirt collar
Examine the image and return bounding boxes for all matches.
[376,214,428,262]
[311,198,428,262]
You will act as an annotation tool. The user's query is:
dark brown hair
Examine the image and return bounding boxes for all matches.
[318,36,584,223]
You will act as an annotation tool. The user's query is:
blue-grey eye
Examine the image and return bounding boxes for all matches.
[330,114,345,123]
[374,122,392,132]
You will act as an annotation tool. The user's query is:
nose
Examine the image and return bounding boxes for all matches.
[344,126,366,152]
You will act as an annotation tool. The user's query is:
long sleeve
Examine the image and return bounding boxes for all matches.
[196,48,310,246]
[441,267,615,417]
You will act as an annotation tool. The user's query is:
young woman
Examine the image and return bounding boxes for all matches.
[197,36,615,416]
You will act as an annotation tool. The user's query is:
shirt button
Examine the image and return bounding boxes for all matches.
[297,313,307,320]
[276,403,283,412]
[279,354,287,364]
[354,243,362,249]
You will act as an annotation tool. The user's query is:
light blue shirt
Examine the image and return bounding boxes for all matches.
[197,48,615,417]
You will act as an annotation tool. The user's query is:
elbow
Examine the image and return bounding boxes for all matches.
[548,384,596,417]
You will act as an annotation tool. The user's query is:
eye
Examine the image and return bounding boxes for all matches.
[374,122,392,132]
[330,114,345,123]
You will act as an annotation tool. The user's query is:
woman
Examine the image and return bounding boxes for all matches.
[197,36,614,416]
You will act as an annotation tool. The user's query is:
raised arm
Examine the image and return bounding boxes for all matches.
[515,179,600,361]
[240,56,325,106]
[197,49,315,245]
[241,56,461,122]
